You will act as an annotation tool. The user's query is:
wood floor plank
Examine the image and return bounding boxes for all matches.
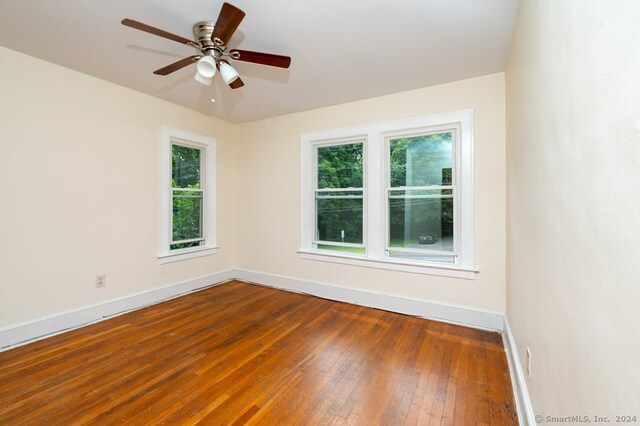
[0,281,517,425]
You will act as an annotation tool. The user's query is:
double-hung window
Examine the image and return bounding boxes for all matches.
[159,126,217,263]
[314,141,365,254]
[301,110,475,279]
[386,128,456,264]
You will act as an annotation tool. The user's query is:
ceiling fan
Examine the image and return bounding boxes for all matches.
[121,2,291,91]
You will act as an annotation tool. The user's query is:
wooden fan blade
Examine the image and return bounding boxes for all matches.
[122,19,196,47]
[153,56,200,75]
[229,49,291,68]
[229,77,244,89]
[211,3,246,46]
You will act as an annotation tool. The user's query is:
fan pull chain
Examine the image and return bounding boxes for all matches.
[210,78,216,103]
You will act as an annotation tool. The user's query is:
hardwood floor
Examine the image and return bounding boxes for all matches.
[0,281,517,425]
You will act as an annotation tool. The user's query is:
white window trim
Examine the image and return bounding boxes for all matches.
[300,109,476,279]
[158,126,217,264]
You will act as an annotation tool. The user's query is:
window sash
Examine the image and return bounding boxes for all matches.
[388,129,457,188]
[385,188,458,256]
[170,209,204,244]
[314,192,365,246]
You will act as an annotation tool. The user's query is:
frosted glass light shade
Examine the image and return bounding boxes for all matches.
[219,62,239,84]
[193,72,212,86]
[196,56,216,78]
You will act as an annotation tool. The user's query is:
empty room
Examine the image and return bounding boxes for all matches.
[0,0,638,424]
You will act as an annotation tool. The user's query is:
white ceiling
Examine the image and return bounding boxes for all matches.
[0,0,519,123]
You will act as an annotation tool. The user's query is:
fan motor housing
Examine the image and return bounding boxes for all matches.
[193,21,215,51]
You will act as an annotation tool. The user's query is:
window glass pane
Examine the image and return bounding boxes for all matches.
[172,145,201,189]
[172,191,202,241]
[317,142,363,189]
[389,132,453,187]
[389,190,453,252]
[316,196,363,244]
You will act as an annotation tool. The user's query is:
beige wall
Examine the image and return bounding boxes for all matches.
[0,46,237,326]
[236,73,506,312]
[0,47,506,329]
[506,0,640,416]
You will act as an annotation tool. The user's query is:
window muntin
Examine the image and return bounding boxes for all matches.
[386,131,457,264]
[171,144,204,250]
[314,142,365,255]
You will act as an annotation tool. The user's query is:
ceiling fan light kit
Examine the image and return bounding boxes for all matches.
[121,2,291,94]
[219,61,239,84]
[196,55,217,78]
[193,71,213,86]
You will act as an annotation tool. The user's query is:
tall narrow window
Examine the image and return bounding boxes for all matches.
[159,126,216,263]
[171,144,204,250]
[314,142,365,254]
[387,131,456,263]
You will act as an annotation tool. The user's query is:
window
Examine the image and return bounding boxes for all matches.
[315,141,365,254]
[159,126,216,263]
[171,144,204,250]
[387,130,456,264]
[300,110,475,279]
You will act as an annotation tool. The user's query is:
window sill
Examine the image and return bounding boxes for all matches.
[158,246,219,264]
[298,250,478,279]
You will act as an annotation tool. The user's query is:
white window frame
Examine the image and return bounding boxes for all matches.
[158,126,217,264]
[300,109,476,279]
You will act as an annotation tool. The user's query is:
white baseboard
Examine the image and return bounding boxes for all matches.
[0,269,235,350]
[1,268,505,351]
[503,317,535,426]
[234,268,504,331]
[2,267,530,424]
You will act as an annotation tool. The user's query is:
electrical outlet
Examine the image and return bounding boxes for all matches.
[96,274,106,288]
[526,347,532,378]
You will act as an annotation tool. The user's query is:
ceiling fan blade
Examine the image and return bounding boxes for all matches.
[153,56,201,75]
[229,49,291,68]
[122,19,196,47]
[229,77,244,89]
[211,3,246,46]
